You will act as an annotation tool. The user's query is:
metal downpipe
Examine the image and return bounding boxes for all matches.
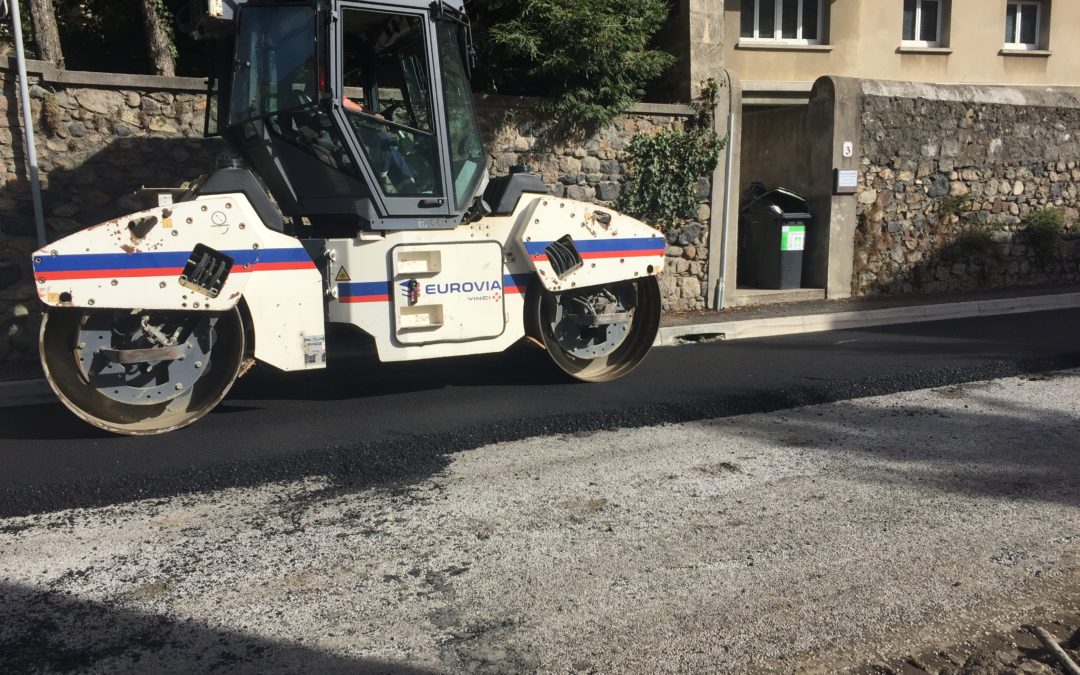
[715,74,737,310]
[6,0,47,247]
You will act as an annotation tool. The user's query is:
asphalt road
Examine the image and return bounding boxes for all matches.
[2,308,1080,517]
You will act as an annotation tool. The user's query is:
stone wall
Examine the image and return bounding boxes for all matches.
[853,81,1080,297]
[476,98,712,313]
[0,62,711,363]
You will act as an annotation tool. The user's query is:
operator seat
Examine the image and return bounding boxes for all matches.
[278,93,352,173]
[484,172,550,216]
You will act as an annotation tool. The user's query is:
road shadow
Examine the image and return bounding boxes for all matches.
[3,312,1080,517]
[0,346,567,442]
[0,580,435,674]
[697,371,1080,508]
[229,345,569,403]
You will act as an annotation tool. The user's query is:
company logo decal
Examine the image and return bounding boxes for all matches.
[424,280,502,295]
[398,279,506,303]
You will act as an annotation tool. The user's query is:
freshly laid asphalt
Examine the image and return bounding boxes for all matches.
[1,307,1080,518]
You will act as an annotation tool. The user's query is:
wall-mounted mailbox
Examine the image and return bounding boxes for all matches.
[834,169,858,195]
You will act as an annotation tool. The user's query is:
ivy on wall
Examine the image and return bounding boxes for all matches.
[617,79,727,231]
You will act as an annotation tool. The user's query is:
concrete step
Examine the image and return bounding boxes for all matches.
[728,287,827,306]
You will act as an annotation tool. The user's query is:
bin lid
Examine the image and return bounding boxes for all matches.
[742,186,808,213]
[760,187,808,213]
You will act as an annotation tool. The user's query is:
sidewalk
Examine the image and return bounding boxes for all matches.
[656,284,1080,345]
[3,285,1079,389]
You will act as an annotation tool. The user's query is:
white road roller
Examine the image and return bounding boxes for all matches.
[31,0,665,434]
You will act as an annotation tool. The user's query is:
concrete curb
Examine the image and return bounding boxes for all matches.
[655,291,1080,346]
[1,292,1078,409]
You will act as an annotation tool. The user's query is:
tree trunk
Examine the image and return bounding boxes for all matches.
[140,0,176,77]
[28,0,64,67]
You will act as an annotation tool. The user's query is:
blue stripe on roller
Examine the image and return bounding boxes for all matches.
[523,237,666,257]
[34,247,311,273]
[338,281,392,298]
[34,251,191,273]
[503,273,532,291]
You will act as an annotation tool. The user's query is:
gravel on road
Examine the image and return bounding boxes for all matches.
[2,371,1080,673]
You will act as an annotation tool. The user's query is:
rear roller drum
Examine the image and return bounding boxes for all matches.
[40,308,246,435]
[530,277,661,382]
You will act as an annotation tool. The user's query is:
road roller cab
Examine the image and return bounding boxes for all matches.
[208,0,488,233]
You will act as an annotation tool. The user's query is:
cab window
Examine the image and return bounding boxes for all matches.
[436,21,485,209]
[231,6,355,173]
[341,9,442,198]
[230,7,318,124]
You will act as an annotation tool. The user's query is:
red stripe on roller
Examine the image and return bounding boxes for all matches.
[340,295,390,304]
[581,250,665,260]
[245,262,317,272]
[39,267,185,281]
[531,249,664,263]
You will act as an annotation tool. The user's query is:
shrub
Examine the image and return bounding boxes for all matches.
[615,80,726,231]
[950,226,997,259]
[1024,207,1064,265]
[937,195,970,222]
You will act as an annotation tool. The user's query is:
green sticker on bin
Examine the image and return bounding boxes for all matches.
[781,225,806,252]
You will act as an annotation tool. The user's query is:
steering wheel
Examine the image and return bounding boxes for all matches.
[380,100,420,128]
[379,100,403,117]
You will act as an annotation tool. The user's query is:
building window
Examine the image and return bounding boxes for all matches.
[740,0,824,45]
[1005,0,1043,49]
[903,0,944,47]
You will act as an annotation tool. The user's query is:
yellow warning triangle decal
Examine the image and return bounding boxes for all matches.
[335,267,351,282]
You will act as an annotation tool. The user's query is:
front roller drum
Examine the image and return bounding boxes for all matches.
[40,307,246,435]
[530,276,661,382]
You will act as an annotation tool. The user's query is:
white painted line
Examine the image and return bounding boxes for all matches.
[657,292,1080,347]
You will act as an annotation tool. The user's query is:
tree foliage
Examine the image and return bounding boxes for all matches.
[2,0,200,75]
[470,0,676,131]
[4,0,676,111]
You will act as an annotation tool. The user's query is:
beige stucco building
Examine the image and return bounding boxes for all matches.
[677,0,1080,308]
[724,0,1080,106]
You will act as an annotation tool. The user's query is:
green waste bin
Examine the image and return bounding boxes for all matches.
[739,187,811,290]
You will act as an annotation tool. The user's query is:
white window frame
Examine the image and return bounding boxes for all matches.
[741,0,824,46]
[1005,0,1043,50]
[902,0,943,48]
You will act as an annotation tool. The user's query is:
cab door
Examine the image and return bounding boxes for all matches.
[331,3,455,226]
